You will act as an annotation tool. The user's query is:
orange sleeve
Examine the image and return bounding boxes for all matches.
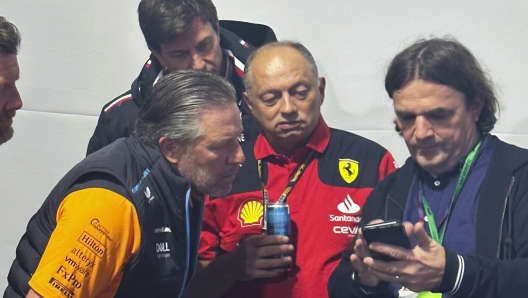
[28,188,141,298]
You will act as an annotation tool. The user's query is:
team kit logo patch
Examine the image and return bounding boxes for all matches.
[339,159,359,183]
[238,199,263,227]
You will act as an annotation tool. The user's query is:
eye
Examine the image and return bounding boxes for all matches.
[397,113,415,122]
[197,38,213,53]
[426,110,453,121]
[170,51,189,58]
[260,93,280,106]
[291,88,308,99]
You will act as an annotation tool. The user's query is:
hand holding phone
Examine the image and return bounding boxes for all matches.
[361,220,412,262]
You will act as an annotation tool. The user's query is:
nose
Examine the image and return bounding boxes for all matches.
[280,94,297,115]
[413,116,433,140]
[190,52,206,70]
[230,143,245,165]
[4,86,22,112]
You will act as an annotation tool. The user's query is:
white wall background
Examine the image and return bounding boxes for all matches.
[1,0,528,291]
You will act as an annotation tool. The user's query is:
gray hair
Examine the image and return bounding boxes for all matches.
[0,16,21,55]
[136,70,236,148]
[243,41,319,93]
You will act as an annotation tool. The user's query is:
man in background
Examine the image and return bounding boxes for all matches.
[186,41,397,298]
[0,16,22,146]
[86,0,276,155]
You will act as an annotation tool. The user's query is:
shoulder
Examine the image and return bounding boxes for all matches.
[316,128,393,188]
[327,128,390,155]
[101,90,139,116]
[490,135,528,173]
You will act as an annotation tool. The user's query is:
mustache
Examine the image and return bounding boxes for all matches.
[0,110,16,121]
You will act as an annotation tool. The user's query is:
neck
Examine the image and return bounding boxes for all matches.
[427,130,482,177]
[267,136,309,157]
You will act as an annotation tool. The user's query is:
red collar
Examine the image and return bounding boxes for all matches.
[254,117,330,160]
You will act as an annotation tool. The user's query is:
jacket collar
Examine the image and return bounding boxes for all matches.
[254,116,330,160]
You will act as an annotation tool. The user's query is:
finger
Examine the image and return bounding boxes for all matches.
[350,253,368,273]
[402,221,414,237]
[367,266,402,284]
[368,219,385,225]
[413,221,432,247]
[369,242,412,261]
[250,268,287,279]
[353,238,371,260]
[256,244,294,258]
[249,234,290,247]
[255,256,292,270]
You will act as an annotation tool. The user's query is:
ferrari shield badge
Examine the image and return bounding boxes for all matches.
[339,159,359,183]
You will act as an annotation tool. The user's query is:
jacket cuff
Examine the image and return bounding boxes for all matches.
[437,249,475,297]
[351,271,390,295]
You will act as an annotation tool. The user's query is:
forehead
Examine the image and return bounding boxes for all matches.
[0,54,19,84]
[393,80,466,111]
[198,104,241,136]
[249,47,315,91]
[164,18,216,49]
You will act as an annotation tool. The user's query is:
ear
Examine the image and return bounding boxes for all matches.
[159,136,185,164]
[243,92,254,112]
[318,77,326,106]
[470,97,485,122]
[149,46,165,69]
[215,21,221,38]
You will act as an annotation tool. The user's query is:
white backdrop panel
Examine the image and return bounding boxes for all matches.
[1,0,528,291]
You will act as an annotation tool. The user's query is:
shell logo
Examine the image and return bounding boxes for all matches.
[238,199,263,227]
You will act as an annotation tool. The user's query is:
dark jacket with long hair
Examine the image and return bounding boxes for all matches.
[328,135,528,298]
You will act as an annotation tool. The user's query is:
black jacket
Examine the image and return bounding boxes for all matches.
[328,135,528,298]
[5,134,204,298]
[86,21,277,156]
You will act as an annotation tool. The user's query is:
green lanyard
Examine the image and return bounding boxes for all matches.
[420,139,482,244]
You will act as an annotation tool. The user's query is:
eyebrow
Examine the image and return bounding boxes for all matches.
[395,107,454,117]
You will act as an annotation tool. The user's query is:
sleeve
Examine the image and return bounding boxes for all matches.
[86,109,112,156]
[378,150,398,182]
[198,196,221,260]
[28,188,141,298]
[439,168,528,298]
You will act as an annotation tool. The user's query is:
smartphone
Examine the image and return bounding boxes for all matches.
[361,220,412,262]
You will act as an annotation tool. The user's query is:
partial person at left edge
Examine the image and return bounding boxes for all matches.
[0,16,22,146]
[86,0,277,156]
[4,70,245,298]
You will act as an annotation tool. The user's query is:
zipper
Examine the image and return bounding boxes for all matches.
[496,177,515,258]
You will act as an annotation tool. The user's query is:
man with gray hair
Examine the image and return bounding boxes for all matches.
[186,41,396,298]
[0,16,22,146]
[5,70,245,298]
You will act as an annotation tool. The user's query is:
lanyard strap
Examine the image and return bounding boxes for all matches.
[258,149,317,231]
[420,139,482,244]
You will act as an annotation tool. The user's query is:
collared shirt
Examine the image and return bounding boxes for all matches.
[400,134,494,297]
[199,116,397,298]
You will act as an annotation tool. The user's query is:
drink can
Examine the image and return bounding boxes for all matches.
[266,202,290,237]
